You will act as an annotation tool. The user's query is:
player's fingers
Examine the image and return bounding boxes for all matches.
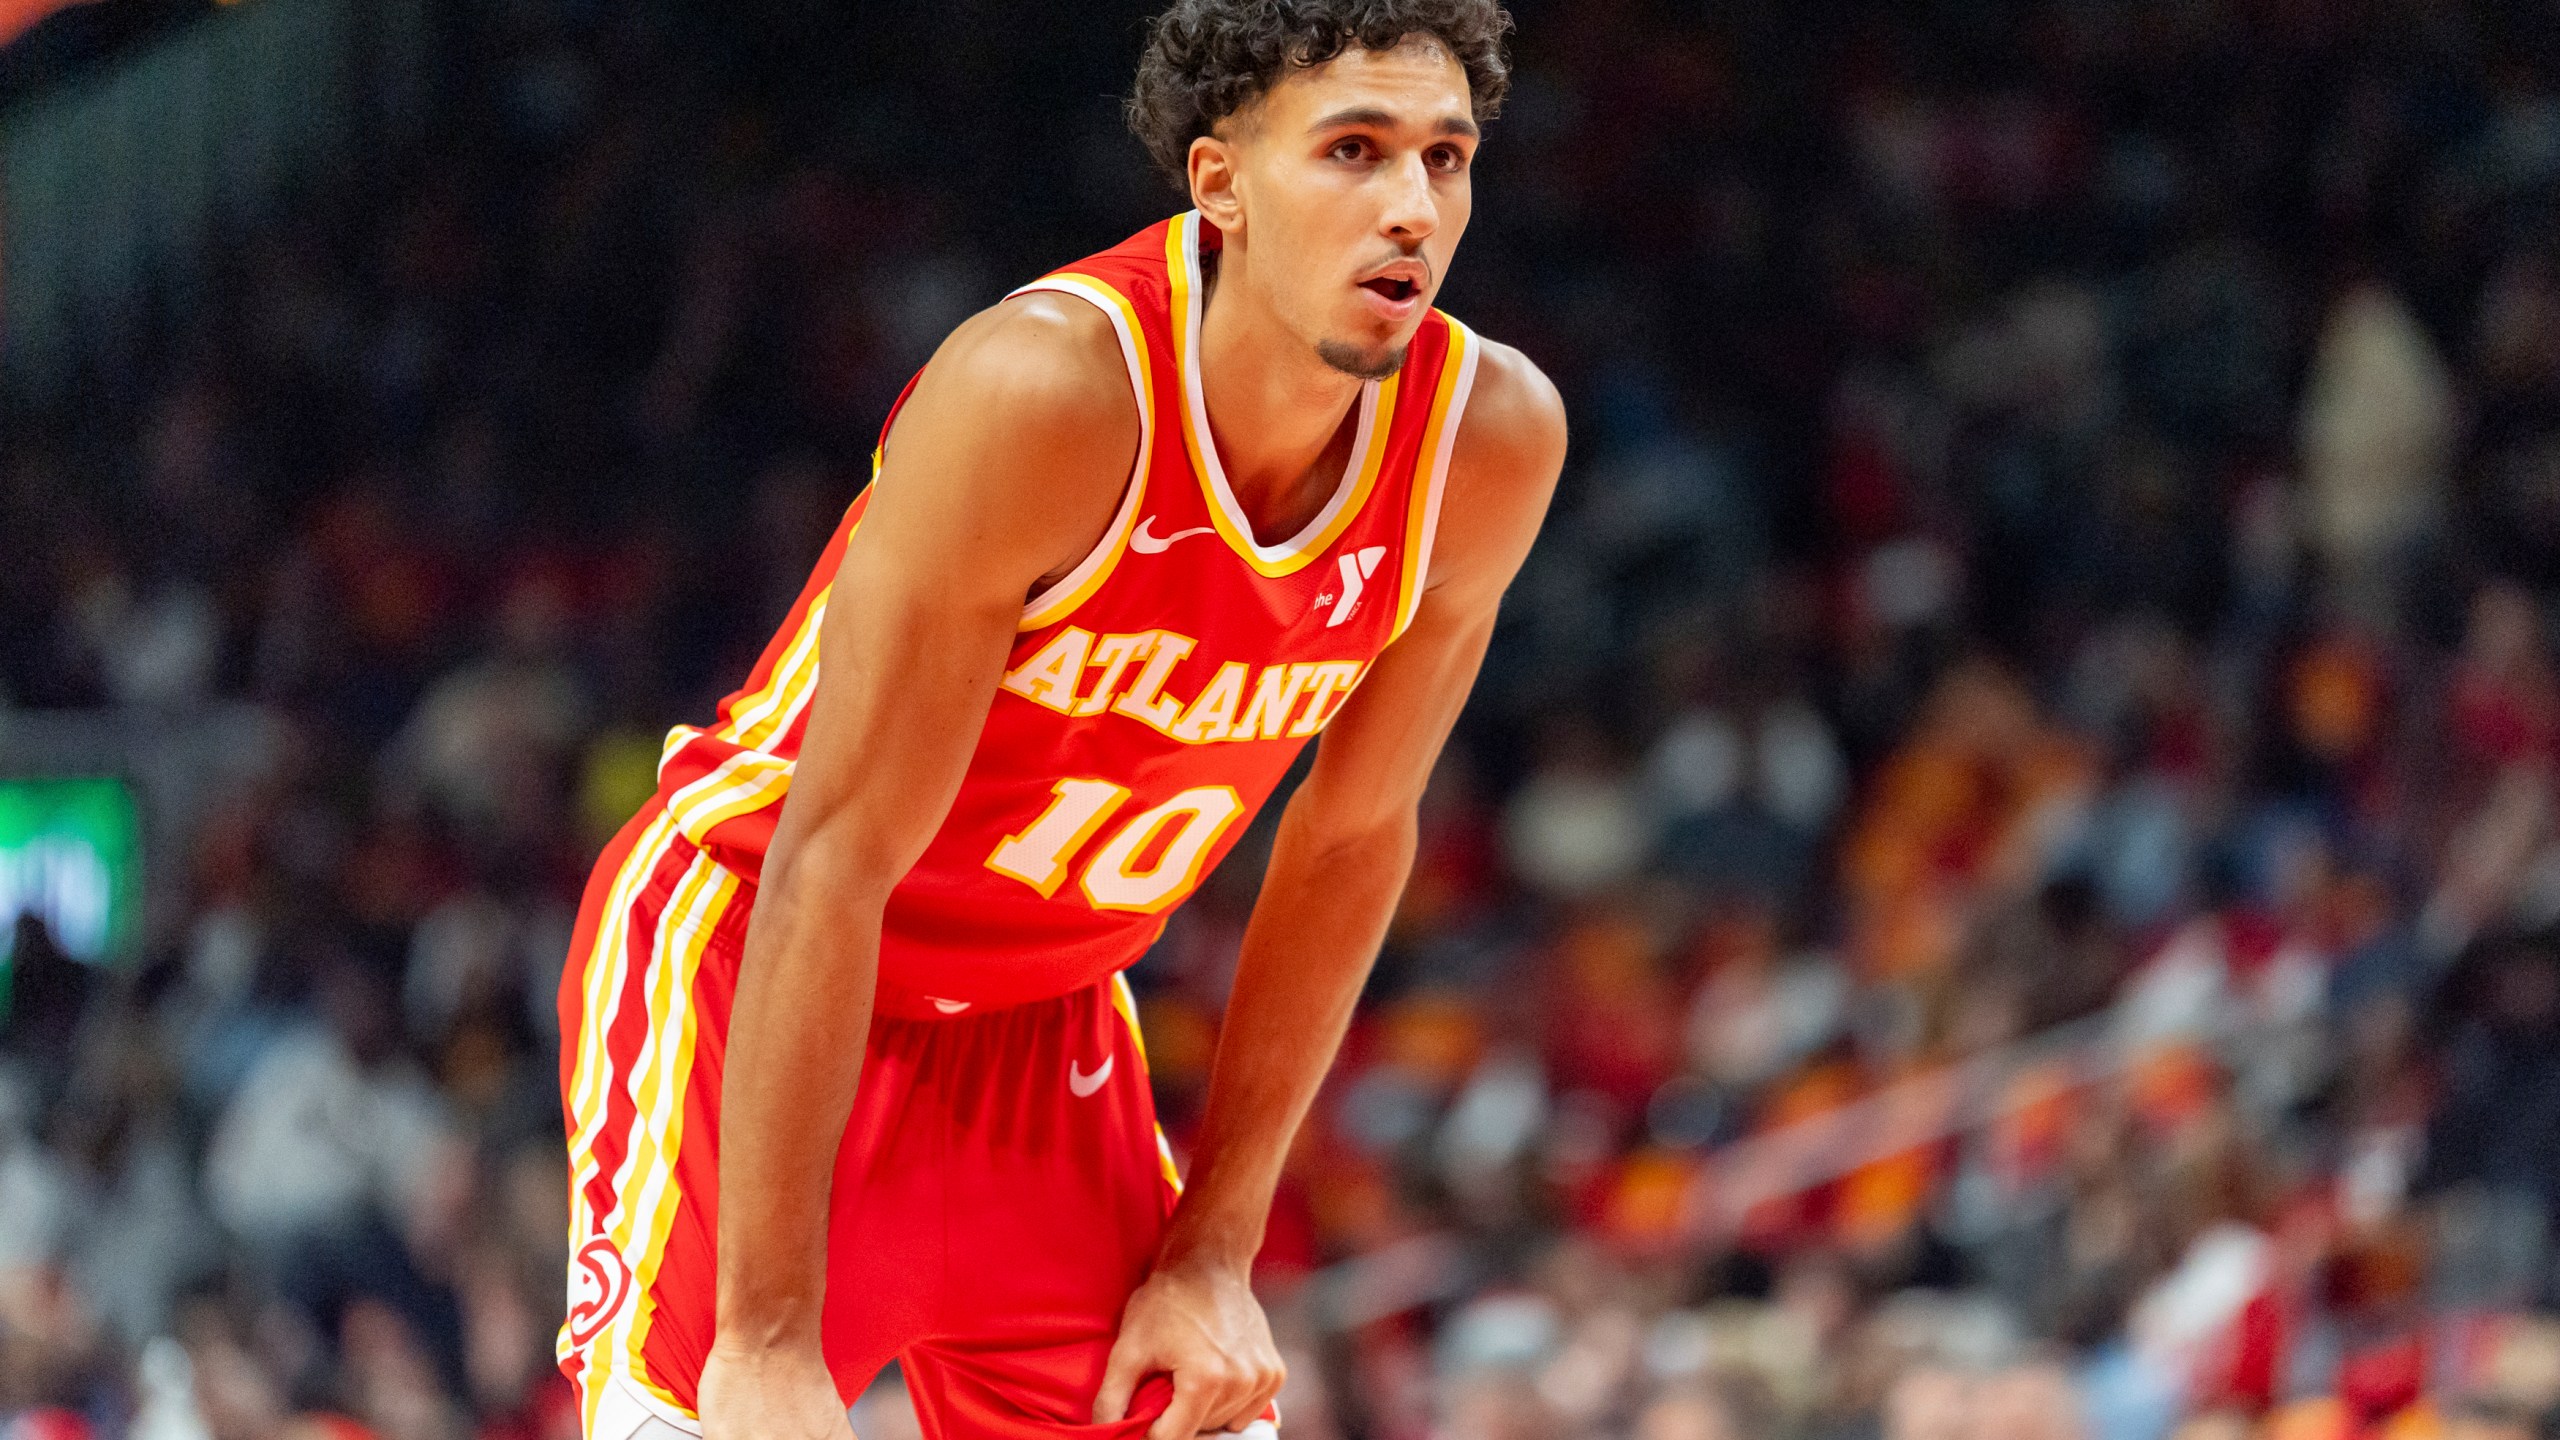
[1143,1374,1215,1440]
[1236,1356,1286,1430]
[1207,1356,1282,1435]
[1091,1338,1150,1425]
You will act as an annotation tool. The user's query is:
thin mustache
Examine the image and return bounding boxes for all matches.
[1360,252,1434,287]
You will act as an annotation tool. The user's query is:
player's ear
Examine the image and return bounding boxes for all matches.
[1188,130,1243,232]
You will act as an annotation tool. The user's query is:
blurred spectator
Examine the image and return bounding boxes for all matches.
[2298,287,2455,629]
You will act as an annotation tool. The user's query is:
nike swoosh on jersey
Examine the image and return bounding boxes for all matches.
[1068,1054,1115,1097]
[1130,517,1218,554]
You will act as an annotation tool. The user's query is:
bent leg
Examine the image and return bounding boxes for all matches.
[559,819,751,1430]
[559,822,948,1431]
[902,978,1262,1439]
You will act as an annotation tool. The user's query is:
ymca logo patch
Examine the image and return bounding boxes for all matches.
[1313,546,1388,627]
[566,1238,633,1347]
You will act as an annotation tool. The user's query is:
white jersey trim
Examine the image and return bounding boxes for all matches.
[1003,274,1154,628]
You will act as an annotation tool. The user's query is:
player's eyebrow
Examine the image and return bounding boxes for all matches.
[1307,106,1480,140]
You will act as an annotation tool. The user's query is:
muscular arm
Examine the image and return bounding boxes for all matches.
[703,295,1137,1437]
[1095,342,1567,1439]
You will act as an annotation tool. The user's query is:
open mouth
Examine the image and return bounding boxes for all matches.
[1359,275,1421,304]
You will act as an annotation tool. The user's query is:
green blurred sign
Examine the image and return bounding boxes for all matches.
[0,777,142,967]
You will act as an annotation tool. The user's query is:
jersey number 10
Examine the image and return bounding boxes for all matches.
[985,778,1245,913]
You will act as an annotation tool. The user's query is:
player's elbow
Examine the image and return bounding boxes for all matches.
[1281,793,1418,879]
[764,805,917,918]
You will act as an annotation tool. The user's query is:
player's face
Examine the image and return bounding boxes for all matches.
[1212,39,1477,380]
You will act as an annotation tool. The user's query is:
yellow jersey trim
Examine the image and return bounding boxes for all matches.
[1390,315,1481,641]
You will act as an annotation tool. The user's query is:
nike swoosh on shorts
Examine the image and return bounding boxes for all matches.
[1068,1055,1114,1097]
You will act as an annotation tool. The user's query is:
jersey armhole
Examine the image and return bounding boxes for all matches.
[1388,316,1483,642]
[1005,274,1155,631]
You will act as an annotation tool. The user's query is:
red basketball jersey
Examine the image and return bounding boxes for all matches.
[649,212,1480,1013]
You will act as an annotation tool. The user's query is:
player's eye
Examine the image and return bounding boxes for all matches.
[1329,137,1375,163]
[1426,144,1468,172]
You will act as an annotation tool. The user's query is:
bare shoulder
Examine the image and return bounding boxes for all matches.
[1455,336,1568,478]
[858,289,1142,595]
[901,289,1137,443]
[881,289,1140,496]
[1426,335,1566,603]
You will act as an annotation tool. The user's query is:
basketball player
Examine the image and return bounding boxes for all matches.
[557,3,1561,1437]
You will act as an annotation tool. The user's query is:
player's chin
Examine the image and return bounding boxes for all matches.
[1314,334,1406,381]
[1314,309,1418,380]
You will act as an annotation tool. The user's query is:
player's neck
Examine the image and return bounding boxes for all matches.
[1196,248,1367,539]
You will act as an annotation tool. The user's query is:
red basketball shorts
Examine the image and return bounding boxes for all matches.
[557,808,1220,1439]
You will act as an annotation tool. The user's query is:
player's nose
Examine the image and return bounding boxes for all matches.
[1379,152,1439,243]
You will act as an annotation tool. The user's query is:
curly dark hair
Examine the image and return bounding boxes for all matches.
[1128,0,1513,188]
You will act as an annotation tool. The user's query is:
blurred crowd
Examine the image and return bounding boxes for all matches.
[9,0,2560,1438]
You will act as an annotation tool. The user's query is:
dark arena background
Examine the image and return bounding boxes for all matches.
[9,1,2560,1437]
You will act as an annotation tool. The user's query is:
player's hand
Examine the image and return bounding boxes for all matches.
[699,1341,856,1440]
[1094,1257,1282,1438]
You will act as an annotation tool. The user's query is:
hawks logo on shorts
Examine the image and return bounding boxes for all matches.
[566,1238,631,1349]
